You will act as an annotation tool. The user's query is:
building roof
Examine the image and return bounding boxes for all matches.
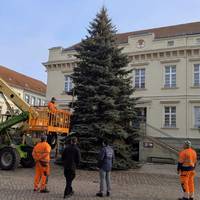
[0,65,46,96]
[64,21,200,51]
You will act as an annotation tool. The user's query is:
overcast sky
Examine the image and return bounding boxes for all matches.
[0,0,200,83]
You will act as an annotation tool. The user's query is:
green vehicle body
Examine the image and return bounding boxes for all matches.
[0,111,35,170]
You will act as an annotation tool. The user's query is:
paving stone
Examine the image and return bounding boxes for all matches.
[0,163,200,200]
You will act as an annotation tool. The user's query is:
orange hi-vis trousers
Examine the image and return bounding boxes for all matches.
[180,170,195,194]
[34,162,50,190]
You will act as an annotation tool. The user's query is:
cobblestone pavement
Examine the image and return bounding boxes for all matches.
[0,163,200,200]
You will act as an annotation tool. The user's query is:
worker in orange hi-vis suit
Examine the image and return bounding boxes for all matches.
[47,97,57,126]
[177,140,197,200]
[48,97,57,112]
[32,135,51,193]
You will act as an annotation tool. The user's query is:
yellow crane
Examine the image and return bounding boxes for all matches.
[0,77,71,170]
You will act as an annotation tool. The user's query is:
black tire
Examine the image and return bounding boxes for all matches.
[0,147,20,170]
[47,133,57,149]
[20,146,35,168]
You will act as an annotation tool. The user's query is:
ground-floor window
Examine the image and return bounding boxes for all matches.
[164,106,176,128]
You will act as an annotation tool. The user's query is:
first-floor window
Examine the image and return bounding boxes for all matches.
[25,94,30,104]
[194,106,200,128]
[165,65,176,88]
[164,106,176,128]
[194,64,200,86]
[31,96,36,106]
[42,100,45,106]
[37,98,41,106]
[134,68,145,89]
[64,75,73,93]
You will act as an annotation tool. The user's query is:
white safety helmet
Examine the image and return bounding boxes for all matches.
[184,140,191,148]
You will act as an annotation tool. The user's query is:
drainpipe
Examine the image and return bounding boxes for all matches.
[185,35,188,138]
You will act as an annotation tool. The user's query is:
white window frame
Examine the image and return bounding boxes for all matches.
[194,106,200,128]
[194,64,200,86]
[134,68,145,89]
[167,40,174,47]
[64,75,73,93]
[42,100,45,106]
[24,94,30,104]
[196,38,200,44]
[37,98,41,106]
[164,106,176,128]
[164,65,176,88]
[31,96,36,106]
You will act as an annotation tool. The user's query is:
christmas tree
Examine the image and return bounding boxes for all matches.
[71,7,138,169]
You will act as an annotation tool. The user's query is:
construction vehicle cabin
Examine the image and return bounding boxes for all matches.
[0,77,71,170]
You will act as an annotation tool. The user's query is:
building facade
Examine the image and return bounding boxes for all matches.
[43,22,200,162]
[0,65,46,114]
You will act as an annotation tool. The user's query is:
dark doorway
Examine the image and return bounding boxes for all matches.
[131,107,147,161]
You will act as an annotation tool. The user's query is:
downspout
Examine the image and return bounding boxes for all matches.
[185,35,188,138]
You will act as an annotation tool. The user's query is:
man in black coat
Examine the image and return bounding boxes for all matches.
[62,137,81,198]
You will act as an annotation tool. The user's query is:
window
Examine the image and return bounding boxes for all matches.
[31,96,36,106]
[164,106,176,128]
[165,65,176,88]
[37,98,41,106]
[64,75,73,93]
[194,64,200,86]
[134,69,145,89]
[167,40,174,46]
[42,100,45,106]
[25,94,30,104]
[196,38,200,44]
[0,106,2,114]
[194,106,200,128]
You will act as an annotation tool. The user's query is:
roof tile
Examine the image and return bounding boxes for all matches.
[0,65,46,96]
[64,22,200,51]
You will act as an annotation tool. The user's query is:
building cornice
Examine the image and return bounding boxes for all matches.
[160,59,180,64]
[160,100,180,104]
[131,62,149,67]
[128,48,200,63]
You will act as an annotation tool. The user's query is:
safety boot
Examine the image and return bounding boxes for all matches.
[40,188,50,193]
[96,192,103,197]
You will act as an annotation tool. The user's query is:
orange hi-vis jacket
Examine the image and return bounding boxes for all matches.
[178,148,197,171]
[32,141,51,164]
[48,102,57,112]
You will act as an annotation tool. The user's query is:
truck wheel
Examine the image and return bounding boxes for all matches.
[20,146,35,168]
[47,133,57,149]
[0,147,20,170]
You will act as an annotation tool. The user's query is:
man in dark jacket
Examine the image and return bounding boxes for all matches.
[62,137,81,198]
[96,139,115,197]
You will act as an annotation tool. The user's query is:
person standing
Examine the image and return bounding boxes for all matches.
[177,140,197,200]
[62,137,81,198]
[96,139,115,197]
[47,97,57,112]
[47,97,57,126]
[32,135,51,193]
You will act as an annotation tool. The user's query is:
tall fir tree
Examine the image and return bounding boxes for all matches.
[71,7,138,169]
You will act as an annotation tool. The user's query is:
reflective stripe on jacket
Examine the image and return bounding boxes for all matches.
[32,141,51,163]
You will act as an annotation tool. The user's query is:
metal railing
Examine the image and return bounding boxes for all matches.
[137,119,179,156]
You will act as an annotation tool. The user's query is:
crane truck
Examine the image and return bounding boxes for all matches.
[0,77,71,170]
